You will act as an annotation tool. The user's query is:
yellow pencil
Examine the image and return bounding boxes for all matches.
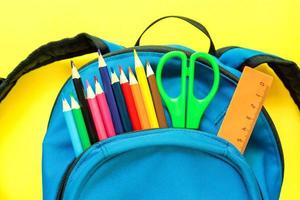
[133,49,159,128]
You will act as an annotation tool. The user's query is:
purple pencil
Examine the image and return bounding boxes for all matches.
[97,49,124,134]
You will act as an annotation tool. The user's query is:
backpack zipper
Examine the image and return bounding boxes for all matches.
[50,45,283,199]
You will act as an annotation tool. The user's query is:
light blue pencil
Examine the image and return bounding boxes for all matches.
[62,98,83,156]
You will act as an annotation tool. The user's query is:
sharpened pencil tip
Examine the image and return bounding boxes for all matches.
[71,61,80,79]
[128,66,133,74]
[94,76,98,81]
[119,65,123,72]
[95,78,103,94]
[110,70,119,84]
[70,95,80,109]
[70,60,76,68]
[86,80,90,87]
[119,65,128,84]
[146,61,154,77]
[128,67,138,85]
[86,80,95,98]
[97,49,107,68]
[133,49,143,68]
[62,98,71,111]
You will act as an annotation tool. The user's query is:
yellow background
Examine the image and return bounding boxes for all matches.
[0,0,299,199]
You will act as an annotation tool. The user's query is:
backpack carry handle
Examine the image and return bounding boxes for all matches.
[135,16,217,55]
[0,33,110,102]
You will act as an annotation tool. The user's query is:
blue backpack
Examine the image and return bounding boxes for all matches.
[1,16,299,200]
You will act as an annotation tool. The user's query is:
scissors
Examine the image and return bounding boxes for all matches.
[156,51,220,129]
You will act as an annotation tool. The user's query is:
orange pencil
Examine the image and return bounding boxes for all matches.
[128,67,150,129]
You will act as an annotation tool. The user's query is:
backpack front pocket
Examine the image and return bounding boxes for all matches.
[57,129,262,200]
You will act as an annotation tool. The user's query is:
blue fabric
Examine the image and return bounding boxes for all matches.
[102,39,124,52]
[218,47,278,69]
[42,45,283,200]
[63,129,261,200]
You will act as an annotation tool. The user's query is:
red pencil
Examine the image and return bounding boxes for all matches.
[119,66,142,131]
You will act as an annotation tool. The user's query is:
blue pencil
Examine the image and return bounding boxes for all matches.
[62,98,83,156]
[110,69,132,132]
[98,50,124,134]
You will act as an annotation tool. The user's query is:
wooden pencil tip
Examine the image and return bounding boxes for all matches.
[71,61,80,79]
[62,98,66,103]
[70,60,75,68]
[110,67,115,73]
[86,80,90,87]
[128,67,138,85]
[119,65,123,72]
[62,98,71,111]
[133,49,143,68]
[94,76,98,82]
[119,66,128,84]
[70,95,80,109]
[146,61,154,77]
[110,70,119,84]
[86,80,95,98]
[95,78,103,94]
[98,49,107,67]
[128,66,133,74]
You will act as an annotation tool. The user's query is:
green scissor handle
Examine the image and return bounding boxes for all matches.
[186,52,220,128]
[156,51,220,129]
[156,51,188,128]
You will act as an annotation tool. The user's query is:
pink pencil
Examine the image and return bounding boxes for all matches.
[95,76,116,137]
[86,80,107,140]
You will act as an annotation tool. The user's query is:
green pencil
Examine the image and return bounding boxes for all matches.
[70,95,91,150]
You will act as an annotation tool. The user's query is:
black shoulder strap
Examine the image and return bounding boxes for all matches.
[242,55,300,109]
[0,33,110,102]
[217,46,300,109]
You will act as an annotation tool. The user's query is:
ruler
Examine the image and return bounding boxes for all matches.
[218,66,273,154]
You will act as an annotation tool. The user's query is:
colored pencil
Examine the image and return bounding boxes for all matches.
[86,80,107,140]
[70,95,91,150]
[62,98,83,156]
[111,69,132,132]
[71,61,98,144]
[97,50,124,134]
[146,62,168,128]
[129,67,151,129]
[133,50,159,128]
[119,66,141,131]
[94,77,116,137]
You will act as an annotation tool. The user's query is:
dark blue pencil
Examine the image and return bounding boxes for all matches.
[97,50,124,134]
[110,69,132,132]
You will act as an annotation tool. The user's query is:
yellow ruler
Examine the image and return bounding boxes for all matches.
[218,66,273,154]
